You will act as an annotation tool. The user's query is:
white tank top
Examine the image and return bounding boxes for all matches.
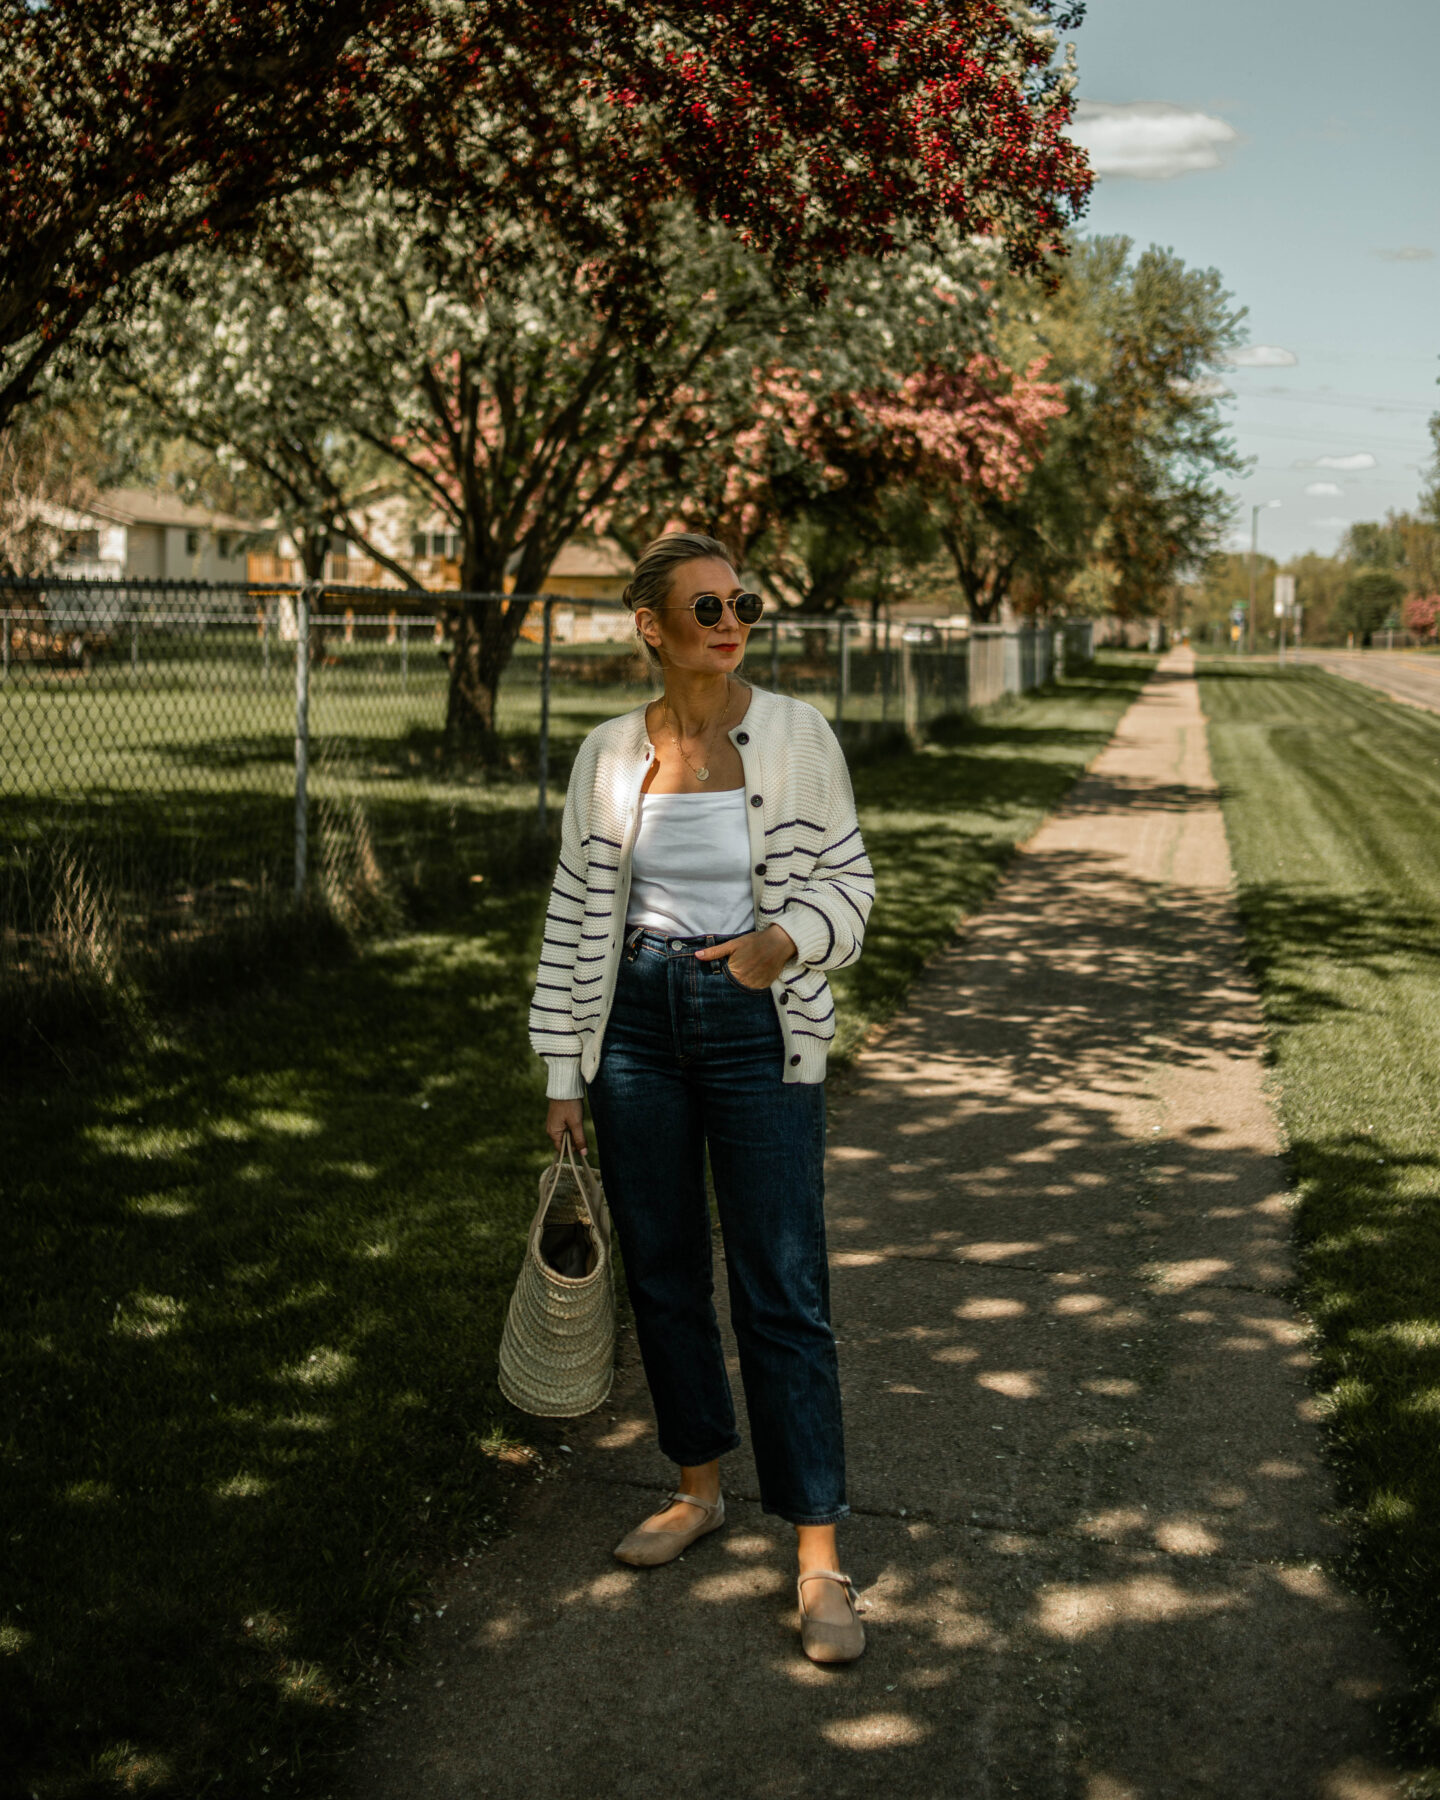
[627,788,756,939]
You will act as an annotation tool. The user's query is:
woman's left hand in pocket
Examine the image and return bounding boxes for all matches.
[696,924,797,990]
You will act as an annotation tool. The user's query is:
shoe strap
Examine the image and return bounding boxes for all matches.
[797,1569,866,1614]
[670,1490,720,1515]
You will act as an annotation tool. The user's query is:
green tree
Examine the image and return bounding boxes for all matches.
[935,235,1246,622]
[1340,568,1405,643]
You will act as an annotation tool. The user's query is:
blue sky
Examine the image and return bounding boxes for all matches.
[1065,0,1439,561]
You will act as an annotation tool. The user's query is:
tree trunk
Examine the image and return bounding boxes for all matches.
[443,547,536,759]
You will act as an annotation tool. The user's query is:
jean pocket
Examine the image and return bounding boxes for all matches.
[719,958,770,995]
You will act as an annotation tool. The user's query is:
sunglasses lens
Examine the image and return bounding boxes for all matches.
[692,595,724,627]
[734,593,764,624]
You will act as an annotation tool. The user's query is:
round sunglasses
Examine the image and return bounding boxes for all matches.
[675,590,765,627]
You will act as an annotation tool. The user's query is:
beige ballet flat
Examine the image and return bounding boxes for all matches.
[612,1491,726,1567]
[797,1569,867,1665]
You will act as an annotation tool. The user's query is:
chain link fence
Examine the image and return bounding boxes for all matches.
[1,575,1090,1034]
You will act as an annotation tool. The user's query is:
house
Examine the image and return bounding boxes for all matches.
[45,487,269,583]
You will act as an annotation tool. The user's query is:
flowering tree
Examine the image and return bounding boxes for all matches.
[933,236,1246,621]
[1403,594,1439,641]
[2,0,1091,430]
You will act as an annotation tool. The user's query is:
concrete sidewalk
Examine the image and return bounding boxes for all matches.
[349,650,1400,1800]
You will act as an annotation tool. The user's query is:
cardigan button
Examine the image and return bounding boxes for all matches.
[735,730,749,745]
[753,862,766,876]
[789,1053,802,1067]
[750,794,763,808]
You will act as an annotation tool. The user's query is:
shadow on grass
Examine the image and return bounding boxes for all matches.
[1285,1126,1440,1760]
[0,900,558,1800]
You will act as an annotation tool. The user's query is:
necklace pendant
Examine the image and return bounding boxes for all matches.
[695,766,710,781]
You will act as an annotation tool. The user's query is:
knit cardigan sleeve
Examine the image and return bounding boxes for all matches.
[774,717,876,972]
[528,754,591,1102]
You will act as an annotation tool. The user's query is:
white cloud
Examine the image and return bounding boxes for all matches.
[1296,452,1378,471]
[1374,246,1434,262]
[1224,345,1299,368]
[1304,481,1344,497]
[1070,102,1238,180]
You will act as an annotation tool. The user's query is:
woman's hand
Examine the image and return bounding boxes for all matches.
[696,923,798,991]
[546,1098,588,1156]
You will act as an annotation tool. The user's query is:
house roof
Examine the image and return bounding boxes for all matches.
[543,538,632,580]
[84,486,262,533]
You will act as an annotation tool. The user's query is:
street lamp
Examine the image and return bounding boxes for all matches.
[1247,500,1281,655]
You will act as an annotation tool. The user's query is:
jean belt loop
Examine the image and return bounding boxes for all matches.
[625,923,646,960]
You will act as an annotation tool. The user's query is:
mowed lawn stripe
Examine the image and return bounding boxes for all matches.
[1199,661,1440,1763]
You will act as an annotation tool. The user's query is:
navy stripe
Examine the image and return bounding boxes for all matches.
[790,1003,836,1025]
[575,973,604,986]
[576,952,607,963]
[818,826,860,858]
[763,817,825,837]
[587,885,616,896]
[535,982,568,993]
[830,884,868,924]
[790,1027,835,1042]
[582,833,623,850]
[531,1027,583,1038]
[589,860,619,873]
[580,930,610,941]
[557,856,585,886]
[786,897,836,962]
[529,1002,573,1016]
[826,849,873,873]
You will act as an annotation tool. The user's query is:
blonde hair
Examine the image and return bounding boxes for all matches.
[622,532,736,667]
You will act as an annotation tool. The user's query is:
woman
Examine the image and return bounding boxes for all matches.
[528,532,875,1665]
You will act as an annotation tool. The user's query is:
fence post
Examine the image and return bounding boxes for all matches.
[770,616,780,689]
[294,583,315,899]
[262,605,271,684]
[130,617,139,679]
[881,613,892,721]
[401,619,410,688]
[901,637,918,740]
[835,619,847,734]
[537,598,555,828]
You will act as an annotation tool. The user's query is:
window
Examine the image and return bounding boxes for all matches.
[217,532,234,559]
[412,532,428,560]
[185,529,200,555]
[60,528,100,561]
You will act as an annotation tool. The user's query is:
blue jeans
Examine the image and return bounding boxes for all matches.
[586,929,847,1526]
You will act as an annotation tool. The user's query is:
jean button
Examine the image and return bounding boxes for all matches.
[669,938,684,951]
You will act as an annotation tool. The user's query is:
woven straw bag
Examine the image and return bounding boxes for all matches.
[498,1132,615,1417]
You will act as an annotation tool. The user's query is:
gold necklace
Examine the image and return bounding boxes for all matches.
[665,679,733,783]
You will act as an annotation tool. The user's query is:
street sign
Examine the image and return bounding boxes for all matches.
[1273,574,1296,617]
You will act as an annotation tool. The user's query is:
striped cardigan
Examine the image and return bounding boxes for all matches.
[528,686,875,1100]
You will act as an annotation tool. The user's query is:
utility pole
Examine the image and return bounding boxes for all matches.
[1248,501,1281,655]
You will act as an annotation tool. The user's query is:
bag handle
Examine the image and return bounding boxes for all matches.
[557,1127,594,1227]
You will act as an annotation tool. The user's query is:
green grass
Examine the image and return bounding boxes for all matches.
[1,654,1149,1800]
[1197,662,1440,1776]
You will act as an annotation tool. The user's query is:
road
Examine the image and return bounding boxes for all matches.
[1289,648,1440,716]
